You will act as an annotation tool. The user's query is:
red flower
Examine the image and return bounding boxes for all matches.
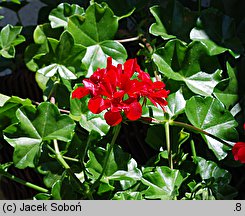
[232,142,245,163]
[72,57,169,126]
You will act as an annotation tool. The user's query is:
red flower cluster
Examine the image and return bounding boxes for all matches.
[72,57,169,126]
[232,123,245,163]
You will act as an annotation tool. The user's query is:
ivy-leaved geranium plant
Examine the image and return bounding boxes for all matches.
[0,0,244,200]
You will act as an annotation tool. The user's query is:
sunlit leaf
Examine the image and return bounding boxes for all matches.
[185,96,238,160]
[3,102,75,168]
[153,40,222,96]
[142,166,184,199]
[0,25,25,58]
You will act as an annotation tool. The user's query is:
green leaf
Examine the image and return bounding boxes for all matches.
[153,40,222,96]
[149,1,198,42]
[67,3,118,46]
[0,93,10,106]
[49,3,85,28]
[109,159,142,181]
[196,157,230,182]
[142,166,184,199]
[86,144,130,179]
[67,3,127,77]
[0,96,33,135]
[0,25,25,58]
[166,88,186,119]
[81,41,127,77]
[112,191,144,200]
[185,96,238,160]
[3,102,75,168]
[79,111,110,137]
[190,9,244,58]
[213,62,239,109]
[36,31,86,79]
[195,156,237,199]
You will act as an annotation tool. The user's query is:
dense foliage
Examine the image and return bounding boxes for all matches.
[0,0,245,200]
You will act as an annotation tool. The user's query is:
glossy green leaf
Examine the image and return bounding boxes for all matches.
[86,144,130,180]
[0,96,33,136]
[190,9,244,58]
[153,40,222,96]
[196,156,230,182]
[67,3,127,76]
[67,3,118,46]
[195,156,237,199]
[81,41,127,77]
[0,25,25,58]
[109,158,142,181]
[149,1,198,41]
[213,62,238,109]
[79,112,110,137]
[166,88,186,119]
[142,166,184,199]
[3,102,75,168]
[0,93,10,106]
[36,31,86,79]
[49,3,85,28]
[185,96,238,159]
[112,191,144,200]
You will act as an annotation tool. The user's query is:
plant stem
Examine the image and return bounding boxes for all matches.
[0,170,49,193]
[116,36,140,43]
[52,140,93,199]
[91,124,121,190]
[198,0,201,15]
[169,120,233,148]
[81,135,92,164]
[165,122,173,169]
[190,139,197,161]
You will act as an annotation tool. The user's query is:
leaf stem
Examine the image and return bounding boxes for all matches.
[165,122,173,169]
[91,124,121,190]
[52,140,93,199]
[198,0,201,15]
[0,170,49,193]
[190,139,197,161]
[169,120,233,148]
[116,36,140,43]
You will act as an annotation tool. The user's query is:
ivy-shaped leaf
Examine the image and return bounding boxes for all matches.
[185,96,238,160]
[112,191,144,200]
[195,156,237,199]
[34,31,86,80]
[67,3,127,77]
[213,62,239,109]
[165,88,186,119]
[0,95,33,136]
[0,25,25,58]
[190,8,244,58]
[3,102,75,168]
[141,166,184,199]
[153,39,222,96]
[49,3,85,28]
[149,1,198,42]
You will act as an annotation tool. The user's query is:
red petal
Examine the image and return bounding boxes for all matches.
[152,81,165,89]
[124,58,138,78]
[124,101,142,121]
[72,87,89,99]
[88,97,110,114]
[104,111,122,126]
[232,142,245,162]
[238,147,245,163]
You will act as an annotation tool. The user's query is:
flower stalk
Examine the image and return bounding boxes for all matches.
[0,169,49,193]
[91,124,121,190]
[165,122,173,169]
